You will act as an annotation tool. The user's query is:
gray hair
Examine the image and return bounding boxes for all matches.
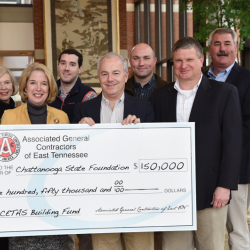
[0,66,18,95]
[97,52,128,74]
[172,36,204,58]
[208,28,238,45]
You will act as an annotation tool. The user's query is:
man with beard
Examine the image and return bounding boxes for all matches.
[125,43,168,100]
[204,28,250,250]
[49,49,97,123]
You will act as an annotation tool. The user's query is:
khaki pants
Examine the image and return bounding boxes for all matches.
[92,232,154,250]
[163,206,228,250]
[226,184,250,250]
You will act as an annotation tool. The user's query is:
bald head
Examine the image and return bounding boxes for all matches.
[129,43,157,85]
[131,43,155,58]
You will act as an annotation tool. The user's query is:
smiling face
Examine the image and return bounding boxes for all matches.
[209,33,237,74]
[173,47,204,89]
[0,73,13,104]
[98,56,128,101]
[25,70,49,105]
[130,43,157,82]
[57,53,82,86]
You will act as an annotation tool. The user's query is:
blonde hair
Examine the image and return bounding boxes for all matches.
[19,63,58,103]
[0,67,18,95]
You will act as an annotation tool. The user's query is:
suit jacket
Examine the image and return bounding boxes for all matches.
[73,92,154,124]
[205,62,250,184]
[125,74,168,100]
[1,103,69,125]
[151,76,242,210]
[0,98,15,124]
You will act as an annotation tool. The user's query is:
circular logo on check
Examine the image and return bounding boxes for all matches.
[0,133,20,162]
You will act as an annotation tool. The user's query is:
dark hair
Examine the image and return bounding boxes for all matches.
[172,36,204,59]
[58,49,83,67]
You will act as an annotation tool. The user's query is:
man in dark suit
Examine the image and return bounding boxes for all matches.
[205,28,250,250]
[73,52,154,250]
[151,37,242,250]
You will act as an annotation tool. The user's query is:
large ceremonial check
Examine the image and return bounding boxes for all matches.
[0,123,196,237]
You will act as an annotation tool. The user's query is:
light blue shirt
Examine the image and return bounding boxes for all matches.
[207,62,235,82]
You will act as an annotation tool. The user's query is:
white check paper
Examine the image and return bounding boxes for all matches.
[0,123,196,236]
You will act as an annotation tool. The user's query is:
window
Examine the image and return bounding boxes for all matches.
[0,0,32,4]
[135,0,189,82]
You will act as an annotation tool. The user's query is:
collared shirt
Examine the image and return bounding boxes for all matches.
[59,87,68,102]
[133,74,156,100]
[174,74,202,122]
[207,62,235,82]
[59,86,97,102]
[100,93,125,123]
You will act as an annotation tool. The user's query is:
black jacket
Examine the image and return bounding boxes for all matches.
[151,76,242,210]
[49,77,96,123]
[73,92,154,124]
[125,74,168,100]
[204,62,250,184]
[0,98,15,123]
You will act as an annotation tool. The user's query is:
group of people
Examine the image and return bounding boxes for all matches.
[0,27,249,250]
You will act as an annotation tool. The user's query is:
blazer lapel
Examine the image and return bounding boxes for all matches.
[189,76,211,122]
[88,94,102,123]
[204,62,241,87]
[164,87,177,122]
[225,62,241,87]
[124,93,136,118]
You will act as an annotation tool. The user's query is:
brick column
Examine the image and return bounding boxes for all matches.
[124,0,135,77]
[33,0,45,64]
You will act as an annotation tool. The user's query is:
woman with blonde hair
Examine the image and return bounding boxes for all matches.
[0,67,18,122]
[2,62,69,125]
[2,63,70,250]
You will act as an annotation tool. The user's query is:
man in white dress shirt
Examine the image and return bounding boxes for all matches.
[73,52,154,250]
[151,36,242,250]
